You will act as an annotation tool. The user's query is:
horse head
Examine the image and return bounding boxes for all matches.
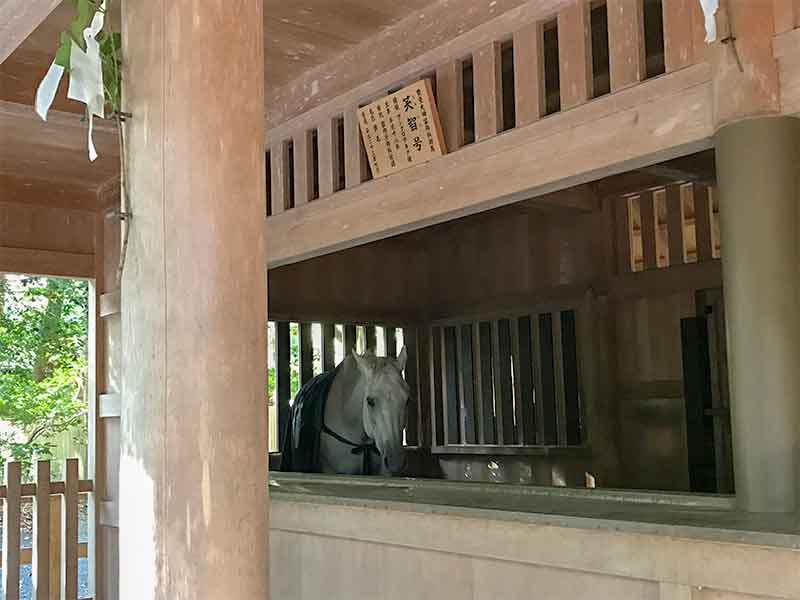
[353,348,410,475]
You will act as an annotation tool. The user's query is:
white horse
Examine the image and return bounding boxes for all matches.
[320,348,410,475]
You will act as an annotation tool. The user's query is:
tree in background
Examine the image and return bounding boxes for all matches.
[0,275,88,478]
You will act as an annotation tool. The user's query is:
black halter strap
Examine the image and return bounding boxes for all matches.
[321,424,379,475]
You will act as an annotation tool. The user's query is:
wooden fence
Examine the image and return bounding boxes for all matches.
[1,458,92,600]
[264,0,707,217]
[430,305,584,452]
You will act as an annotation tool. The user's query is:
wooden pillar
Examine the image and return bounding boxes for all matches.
[557,2,592,109]
[716,117,800,513]
[607,0,644,91]
[472,43,502,141]
[120,1,268,598]
[513,23,544,126]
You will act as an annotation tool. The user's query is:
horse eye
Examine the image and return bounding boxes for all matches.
[367,397,376,407]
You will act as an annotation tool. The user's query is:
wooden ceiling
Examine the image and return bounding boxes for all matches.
[0,0,437,194]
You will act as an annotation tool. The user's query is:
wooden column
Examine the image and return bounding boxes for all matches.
[293,130,312,206]
[607,0,644,91]
[662,0,707,71]
[344,107,366,187]
[558,2,592,109]
[472,42,502,141]
[317,119,336,199]
[716,117,800,513]
[270,141,287,215]
[120,2,268,599]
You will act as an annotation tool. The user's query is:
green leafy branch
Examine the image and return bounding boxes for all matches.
[53,0,122,116]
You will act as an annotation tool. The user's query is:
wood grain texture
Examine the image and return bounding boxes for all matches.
[3,461,21,600]
[435,61,464,152]
[607,0,644,91]
[514,22,545,126]
[662,0,707,72]
[317,119,336,198]
[61,459,78,600]
[558,3,592,109]
[0,0,60,64]
[33,462,50,600]
[472,43,503,141]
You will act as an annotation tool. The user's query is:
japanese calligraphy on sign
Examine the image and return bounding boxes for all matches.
[357,79,447,179]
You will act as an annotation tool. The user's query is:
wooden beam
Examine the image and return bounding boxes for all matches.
[514,22,545,126]
[265,65,713,267]
[472,42,503,141]
[607,0,644,91]
[435,61,464,152]
[558,2,592,109]
[0,174,98,212]
[0,247,94,278]
[0,0,60,65]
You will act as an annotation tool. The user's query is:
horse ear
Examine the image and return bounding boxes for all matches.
[352,351,371,374]
[395,346,408,372]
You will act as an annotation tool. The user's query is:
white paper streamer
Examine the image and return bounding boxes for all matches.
[699,0,719,43]
[34,61,66,121]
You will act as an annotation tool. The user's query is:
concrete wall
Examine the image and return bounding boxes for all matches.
[270,496,798,600]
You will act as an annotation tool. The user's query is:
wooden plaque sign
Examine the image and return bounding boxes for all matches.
[358,79,447,179]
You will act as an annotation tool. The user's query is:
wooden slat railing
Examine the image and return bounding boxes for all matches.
[0,458,93,600]
[264,0,708,220]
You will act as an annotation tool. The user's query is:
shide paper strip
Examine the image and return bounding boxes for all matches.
[698,0,719,43]
[34,1,107,162]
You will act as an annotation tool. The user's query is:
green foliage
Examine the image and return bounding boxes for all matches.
[0,276,88,478]
[54,0,123,114]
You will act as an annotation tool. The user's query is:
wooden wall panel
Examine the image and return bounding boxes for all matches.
[557,3,592,109]
[472,42,503,141]
[435,61,465,152]
[513,22,545,126]
[607,0,644,91]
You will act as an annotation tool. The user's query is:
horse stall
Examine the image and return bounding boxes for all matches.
[262,1,800,598]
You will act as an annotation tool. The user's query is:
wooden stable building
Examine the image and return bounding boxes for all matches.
[2,1,800,599]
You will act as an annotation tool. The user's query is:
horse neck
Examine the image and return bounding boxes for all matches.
[325,356,367,439]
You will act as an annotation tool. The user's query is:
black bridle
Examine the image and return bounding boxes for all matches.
[321,423,379,475]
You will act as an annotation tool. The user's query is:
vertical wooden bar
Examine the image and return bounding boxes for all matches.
[472,42,503,141]
[458,324,477,444]
[430,326,445,446]
[558,2,592,110]
[561,311,582,445]
[416,326,433,448]
[694,184,713,262]
[607,0,644,91]
[663,0,699,71]
[343,324,357,357]
[435,61,465,152]
[493,320,515,444]
[385,327,398,359]
[321,324,336,371]
[3,461,21,600]
[364,325,377,353]
[515,316,537,444]
[299,322,314,385]
[639,191,658,270]
[552,314,568,445]
[539,313,558,445]
[344,107,366,188]
[476,322,495,444]
[665,184,685,266]
[34,461,51,600]
[269,141,287,215]
[317,119,336,199]
[514,22,545,126]
[615,197,633,274]
[62,458,79,600]
[275,321,291,449]
[441,327,460,445]
[530,314,545,444]
[293,130,313,206]
[48,495,61,600]
[402,327,420,446]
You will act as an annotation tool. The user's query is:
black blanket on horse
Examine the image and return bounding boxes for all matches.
[280,367,339,472]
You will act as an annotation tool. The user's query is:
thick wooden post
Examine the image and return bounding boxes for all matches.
[120,1,268,598]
